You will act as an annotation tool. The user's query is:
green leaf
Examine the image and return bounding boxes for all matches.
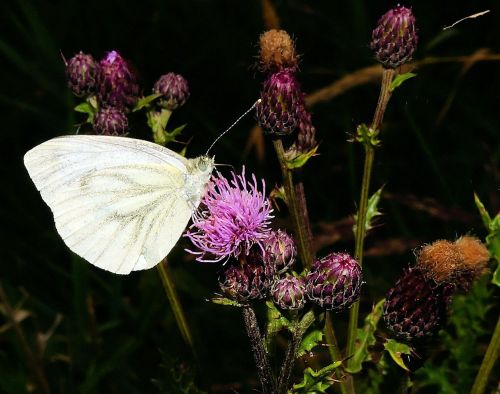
[474,192,492,228]
[297,329,323,358]
[210,297,243,308]
[74,100,97,123]
[265,301,290,350]
[169,124,187,139]
[346,299,384,373]
[133,93,161,112]
[286,145,318,169]
[353,186,384,235]
[389,72,417,92]
[384,339,412,371]
[292,363,342,393]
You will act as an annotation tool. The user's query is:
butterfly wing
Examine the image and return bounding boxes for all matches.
[24,135,210,274]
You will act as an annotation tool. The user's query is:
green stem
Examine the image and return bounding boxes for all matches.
[242,306,276,393]
[470,314,500,394]
[273,139,314,268]
[324,312,349,394]
[346,68,396,374]
[156,258,200,365]
[0,283,51,394]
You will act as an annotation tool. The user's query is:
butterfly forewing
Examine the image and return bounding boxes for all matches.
[24,135,211,274]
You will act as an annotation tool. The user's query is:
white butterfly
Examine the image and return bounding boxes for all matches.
[24,135,214,274]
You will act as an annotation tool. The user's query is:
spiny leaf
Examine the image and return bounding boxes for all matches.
[292,362,342,393]
[133,93,161,112]
[345,299,384,374]
[285,145,319,169]
[474,192,491,228]
[210,297,242,308]
[384,339,412,371]
[297,329,323,357]
[389,72,417,92]
[353,186,384,235]
[74,100,97,123]
[265,301,290,350]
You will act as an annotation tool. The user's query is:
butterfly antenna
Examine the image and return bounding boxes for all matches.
[205,99,261,155]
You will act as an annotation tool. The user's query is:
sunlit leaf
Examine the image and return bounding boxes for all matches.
[265,301,290,349]
[132,93,161,112]
[292,362,342,393]
[353,186,384,235]
[210,297,243,308]
[297,329,323,358]
[286,145,318,169]
[384,339,412,371]
[389,72,416,92]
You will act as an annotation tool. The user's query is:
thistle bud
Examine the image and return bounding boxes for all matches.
[370,6,418,68]
[272,275,306,310]
[256,70,302,136]
[93,107,128,135]
[258,29,298,72]
[153,72,190,110]
[383,267,451,341]
[262,230,296,274]
[218,256,273,302]
[306,252,362,312]
[96,50,139,111]
[66,52,97,97]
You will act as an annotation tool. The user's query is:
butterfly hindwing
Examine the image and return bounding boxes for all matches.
[24,135,202,274]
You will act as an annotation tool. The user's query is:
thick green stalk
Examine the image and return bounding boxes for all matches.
[346,68,395,373]
[470,314,500,394]
[157,258,199,364]
[273,139,314,268]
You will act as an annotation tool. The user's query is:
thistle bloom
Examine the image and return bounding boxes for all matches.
[185,168,273,262]
[262,229,296,274]
[96,50,139,111]
[272,275,306,310]
[153,72,190,110]
[66,51,97,97]
[370,5,418,68]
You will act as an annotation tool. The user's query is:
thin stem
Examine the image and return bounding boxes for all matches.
[273,139,314,268]
[156,258,200,365]
[325,313,349,394]
[242,306,276,393]
[0,283,51,394]
[346,68,395,373]
[470,314,500,394]
[277,309,316,394]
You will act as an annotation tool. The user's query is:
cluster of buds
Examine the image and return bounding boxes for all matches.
[383,236,489,341]
[65,50,190,137]
[255,30,317,153]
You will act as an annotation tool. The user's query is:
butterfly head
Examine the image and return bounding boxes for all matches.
[192,155,215,176]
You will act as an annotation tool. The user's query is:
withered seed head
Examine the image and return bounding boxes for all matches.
[417,240,464,283]
[259,29,298,72]
[455,236,490,277]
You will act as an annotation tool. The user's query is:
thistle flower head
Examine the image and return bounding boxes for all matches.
[272,275,306,310]
[262,229,296,274]
[370,5,418,68]
[65,51,98,97]
[153,72,190,110]
[383,267,451,341]
[256,70,302,136]
[306,252,362,312]
[258,29,298,72]
[93,107,128,135]
[96,50,139,111]
[218,256,274,302]
[185,168,273,262]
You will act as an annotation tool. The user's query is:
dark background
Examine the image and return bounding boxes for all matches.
[1,0,499,393]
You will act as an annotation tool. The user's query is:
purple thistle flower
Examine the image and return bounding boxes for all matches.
[153,72,190,110]
[185,168,273,262]
[65,51,97,97]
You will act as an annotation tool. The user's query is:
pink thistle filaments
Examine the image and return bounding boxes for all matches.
[185,168,273,262]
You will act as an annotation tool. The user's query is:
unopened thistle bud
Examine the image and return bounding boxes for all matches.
[153,72,190,110]
[218,257,273,302]
[370,6,418,68]
[383,267,451,341]
[258,29,298,72]
[96,50,139,111]
[263,230,296,274]
[256,70,302,136]
[66,52,97,97]
[306,252,362,312]
[93,107,128,135]
[272,275,306,310]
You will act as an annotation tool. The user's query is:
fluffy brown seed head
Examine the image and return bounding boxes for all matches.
[455,236,489,277]
[417,240,464,283]
[259,29,298,72]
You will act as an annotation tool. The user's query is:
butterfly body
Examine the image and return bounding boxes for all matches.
[24,135,214,274]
